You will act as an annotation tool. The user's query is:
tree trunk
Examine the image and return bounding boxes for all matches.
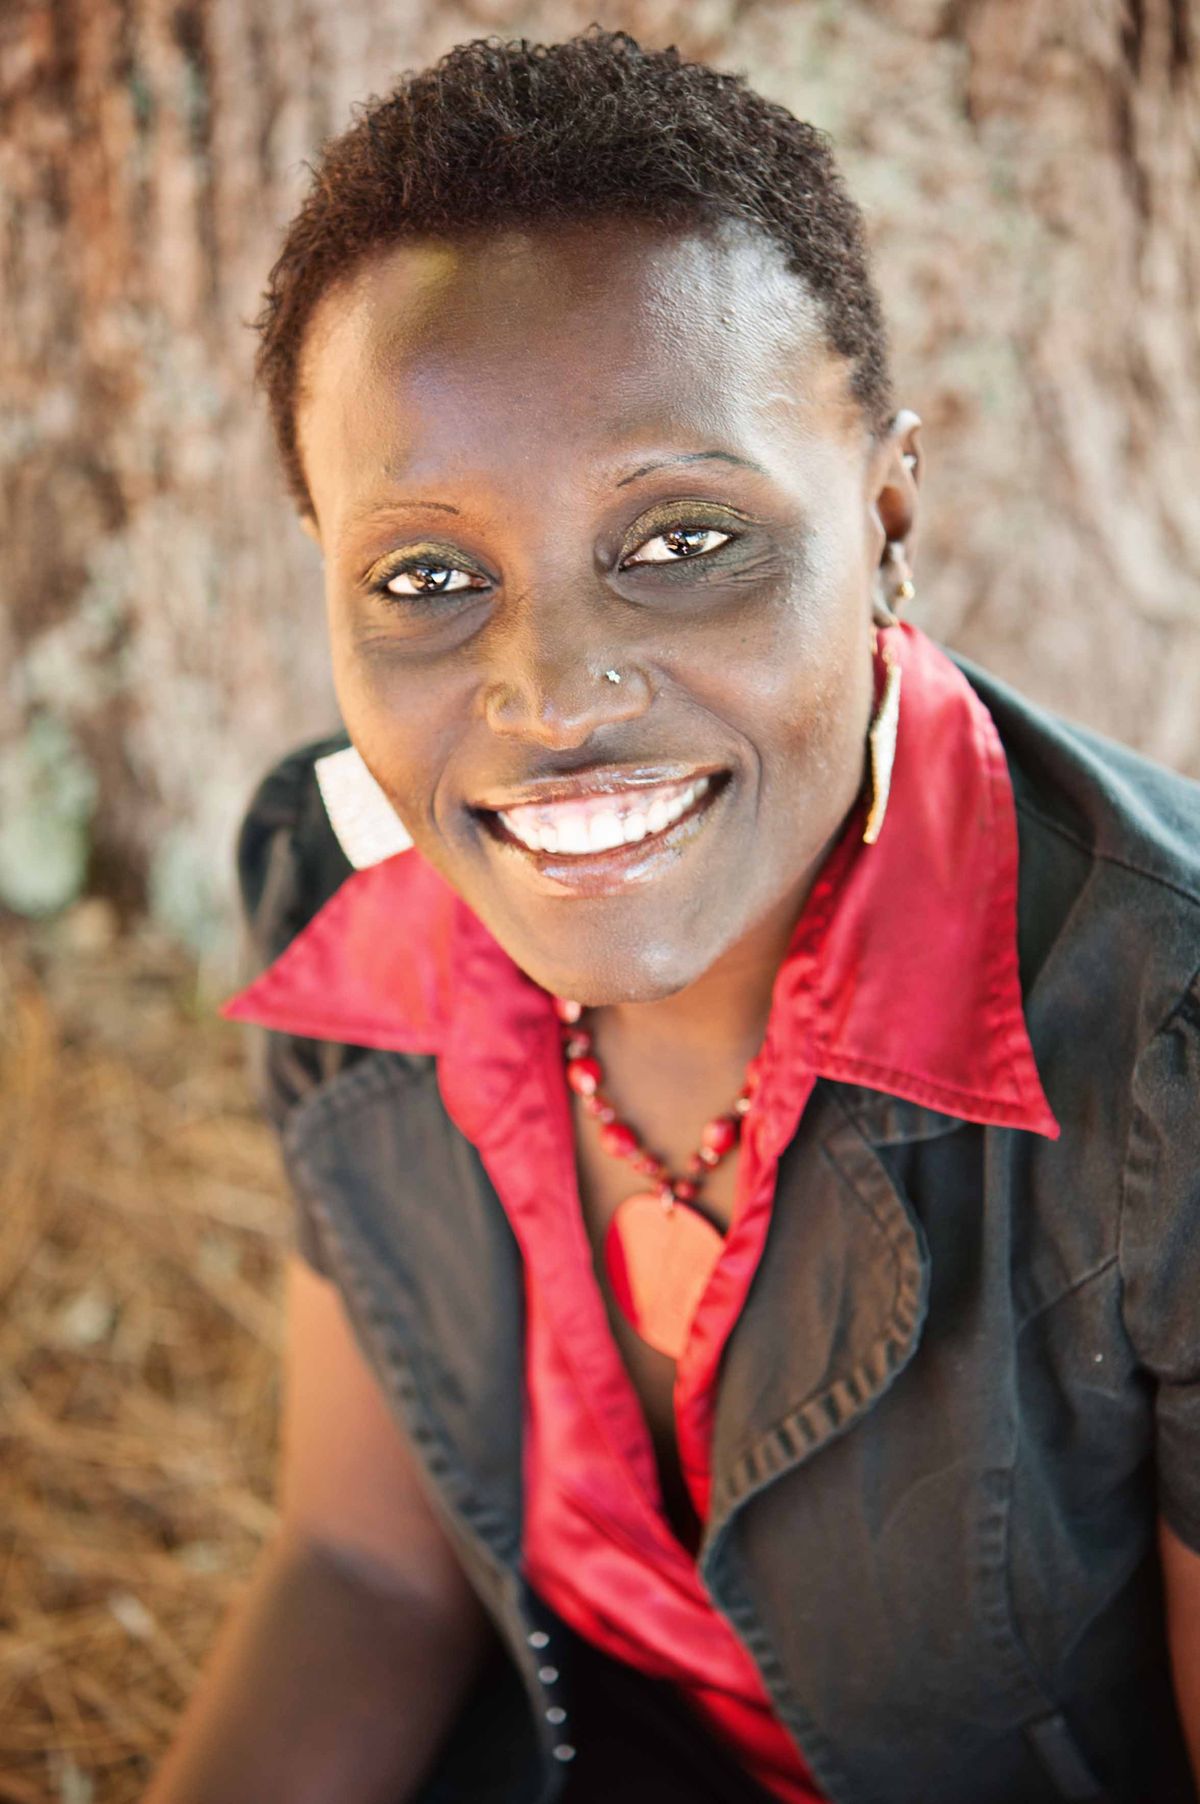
[2,0,1196,954]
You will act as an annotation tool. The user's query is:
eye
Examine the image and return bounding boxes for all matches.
[375,560,483,599]
[364,549,491,606]
[622,525,733,567]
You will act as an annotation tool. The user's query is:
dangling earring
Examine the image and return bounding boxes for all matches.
[862,641,901,845]
[862,543,915,845]
[313,745,414,869]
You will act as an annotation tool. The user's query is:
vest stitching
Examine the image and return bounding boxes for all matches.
[826,1084,964,1144]
[977,1463,1064,1712]
[708,1103,929,1522]
[287,1086,527,1561]
[293,1165,568,1797]
[1116,974,1200,1386]
[1013,1251,1120,1341]
[705,1530,865,1804]
[1015,795,1200,914]
[281,1045,425,1150]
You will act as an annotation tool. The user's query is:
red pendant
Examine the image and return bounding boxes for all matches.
[604,1191,727,1361]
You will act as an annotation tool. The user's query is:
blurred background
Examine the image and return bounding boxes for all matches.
[0,0,1196,1798]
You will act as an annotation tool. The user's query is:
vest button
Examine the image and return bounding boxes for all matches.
[528,1630,550,1649]
[546,1706,567,1726]
[537,1665,559,1685]
[553,1744,576,1763]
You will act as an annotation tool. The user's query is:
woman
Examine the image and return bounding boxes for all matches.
[144,28,1200,1804]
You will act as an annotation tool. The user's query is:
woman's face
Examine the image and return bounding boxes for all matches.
[295,218,917,1005]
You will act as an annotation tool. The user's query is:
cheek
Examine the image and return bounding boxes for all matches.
[327,630,463,826]
[681,568,871,799]
[755,672,872,859]
[781,606,873,763]
[780,549,874,740]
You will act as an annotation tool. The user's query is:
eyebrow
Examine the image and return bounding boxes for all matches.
[338,449,767,543]
[335,496,460,551]
[345,498,462,526]
[614,450,770,486]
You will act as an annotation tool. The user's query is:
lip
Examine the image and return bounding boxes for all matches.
[475,770,731,896]
[470,762,727,812]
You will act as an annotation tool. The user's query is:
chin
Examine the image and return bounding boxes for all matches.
[505,924,729,1010]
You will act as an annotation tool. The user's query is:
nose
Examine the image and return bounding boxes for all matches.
[480,610,652,750]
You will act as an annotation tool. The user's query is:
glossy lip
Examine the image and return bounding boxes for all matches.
[476,770,731,897]
[470,762,727,812]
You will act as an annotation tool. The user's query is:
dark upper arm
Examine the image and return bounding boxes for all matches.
[277,1249,491,1648]
[1160,1516,1200,1789]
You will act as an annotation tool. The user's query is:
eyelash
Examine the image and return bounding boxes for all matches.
[368,521,739,603]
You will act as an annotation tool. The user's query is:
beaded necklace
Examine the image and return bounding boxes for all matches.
[554,995,757,1360]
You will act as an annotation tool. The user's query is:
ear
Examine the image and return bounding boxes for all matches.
[869,407,922,567]
[298,512,321,546]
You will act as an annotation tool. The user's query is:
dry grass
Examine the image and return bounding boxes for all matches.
[0,907,290,1804]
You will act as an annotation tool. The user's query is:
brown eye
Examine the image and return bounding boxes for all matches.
[623,525,732,566]
[380,561,479,597]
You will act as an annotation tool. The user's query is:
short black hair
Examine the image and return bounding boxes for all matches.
[252,26,896,522]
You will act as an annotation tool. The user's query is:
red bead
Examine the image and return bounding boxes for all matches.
[564,1032,592,1059]
[554,997,583,1023]
[698,1146,721,1167]
[566,1057,602,1096]
[673,1180,699,1202]
[600,1121,639,1159]
[634,1153,664,1178]
[596,1103,617,1125]
[684,1153,705,1177]
[700,1114,739,1157]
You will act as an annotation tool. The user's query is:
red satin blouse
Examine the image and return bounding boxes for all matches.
[225,625,1059,1801]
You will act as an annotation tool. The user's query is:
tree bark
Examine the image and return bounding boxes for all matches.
[1,0,1196,948]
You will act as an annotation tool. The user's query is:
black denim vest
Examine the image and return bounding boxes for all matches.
[234,653,1200,1804]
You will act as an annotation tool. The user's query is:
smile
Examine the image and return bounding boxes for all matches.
[473,767,730,890]
[496,774,713,856]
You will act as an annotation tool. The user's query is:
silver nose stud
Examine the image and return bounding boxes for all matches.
[603,668,622,685]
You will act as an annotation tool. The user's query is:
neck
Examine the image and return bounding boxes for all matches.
[594,845,829,1077]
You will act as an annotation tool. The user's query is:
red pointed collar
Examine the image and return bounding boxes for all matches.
[222,625,1059,1142]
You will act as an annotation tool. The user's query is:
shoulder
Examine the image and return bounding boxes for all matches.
[952,661,1200,1392]
[952,649,1200,903]
[235,732,355,963]
[951,650,1200,1037]
[230,735,369,1134]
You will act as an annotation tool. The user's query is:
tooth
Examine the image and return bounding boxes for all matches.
[556,815,593,854]
[498,776,716,857]
[589,811,623,852]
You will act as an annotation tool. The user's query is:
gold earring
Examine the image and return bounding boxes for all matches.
[863,638,902,845]
[883,540,915,610]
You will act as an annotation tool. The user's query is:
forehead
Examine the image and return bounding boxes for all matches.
[296,219,863,521]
